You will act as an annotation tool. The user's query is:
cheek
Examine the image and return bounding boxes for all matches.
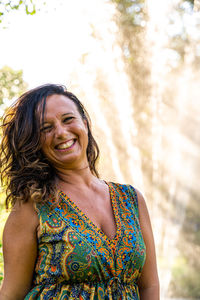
[80,126,88,141]
[84,133,89,149]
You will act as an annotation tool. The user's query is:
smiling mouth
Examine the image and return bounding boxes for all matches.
[55,139,76,150]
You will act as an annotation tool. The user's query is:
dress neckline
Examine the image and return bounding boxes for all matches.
[58,181,121,247]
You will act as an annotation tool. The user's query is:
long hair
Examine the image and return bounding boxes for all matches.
[0,84,99,208]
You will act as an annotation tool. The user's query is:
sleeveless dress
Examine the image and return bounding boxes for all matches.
[25,182,146,299]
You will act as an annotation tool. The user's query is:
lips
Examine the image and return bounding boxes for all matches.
[55,139,75,150]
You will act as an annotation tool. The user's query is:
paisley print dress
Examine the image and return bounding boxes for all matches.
[25,182,146,299]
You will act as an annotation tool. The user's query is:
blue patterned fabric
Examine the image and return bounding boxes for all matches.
[25,182,146,299]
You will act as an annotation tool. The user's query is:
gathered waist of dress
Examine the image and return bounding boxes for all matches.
[27,277,140,300]
[35,276,138,287]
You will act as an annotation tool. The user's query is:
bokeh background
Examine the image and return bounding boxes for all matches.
[0,0,200,298]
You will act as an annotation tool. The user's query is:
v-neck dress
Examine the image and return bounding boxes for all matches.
[25,182,146,299]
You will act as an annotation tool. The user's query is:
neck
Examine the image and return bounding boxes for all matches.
[55,165,98,187]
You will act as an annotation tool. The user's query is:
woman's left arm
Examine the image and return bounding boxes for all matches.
[136,189,160,300]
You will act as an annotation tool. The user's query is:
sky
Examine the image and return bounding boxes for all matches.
[0,0,115,89]
[1,0,198,89]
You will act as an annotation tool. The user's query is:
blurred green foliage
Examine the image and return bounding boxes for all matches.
[169,190,200,298]
[170,255,200,297]
[0,0,36,23]
[0,66,28,105]
[111,0,146,26]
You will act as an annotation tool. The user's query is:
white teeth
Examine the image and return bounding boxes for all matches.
[57,140,74,150]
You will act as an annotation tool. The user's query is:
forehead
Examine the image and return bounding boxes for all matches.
[43,94,79,118]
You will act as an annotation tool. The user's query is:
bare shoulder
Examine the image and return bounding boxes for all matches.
[134,188,150,220]
[1,201,39,299]
[4,200,39,238]
[134,188,146,205]
[134,188,160,296]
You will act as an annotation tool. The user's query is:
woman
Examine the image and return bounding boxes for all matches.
[0,84,159,299]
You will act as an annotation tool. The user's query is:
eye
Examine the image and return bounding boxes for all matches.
[40,125,52,133]
[63,116,74,123]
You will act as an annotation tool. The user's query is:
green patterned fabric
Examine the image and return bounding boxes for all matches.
[25,182,146,299]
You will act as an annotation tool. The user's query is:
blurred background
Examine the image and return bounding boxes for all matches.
[0,0,200,298]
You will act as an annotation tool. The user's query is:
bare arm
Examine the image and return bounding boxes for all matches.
[0,201,39,300]
[136,189,160,300]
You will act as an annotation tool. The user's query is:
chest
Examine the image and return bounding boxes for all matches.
[36,185,146,286]
[64,190,117,240]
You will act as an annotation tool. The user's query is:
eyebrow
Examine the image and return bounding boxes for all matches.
[62,112,75,117]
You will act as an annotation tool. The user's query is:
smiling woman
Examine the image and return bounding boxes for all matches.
[0,84,159,299]
[0,85,99,208]
[40,94,89,172]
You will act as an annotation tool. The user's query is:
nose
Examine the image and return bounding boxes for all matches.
[55,123,67,139]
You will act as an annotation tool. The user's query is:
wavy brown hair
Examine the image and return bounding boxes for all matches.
[0,84,99,208]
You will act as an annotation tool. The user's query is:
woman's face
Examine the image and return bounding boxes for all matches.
[40,94,89,171]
